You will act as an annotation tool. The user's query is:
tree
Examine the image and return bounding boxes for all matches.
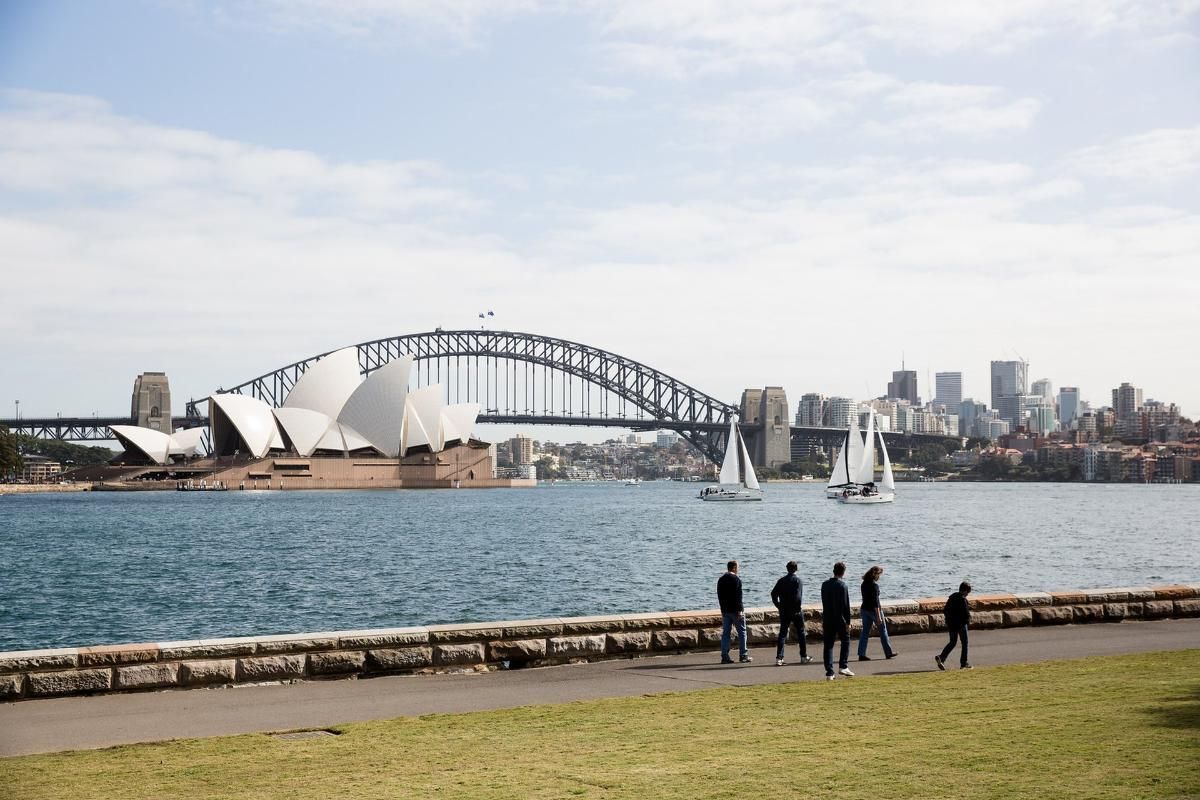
[0,426,23,478]
[965,436,991,450]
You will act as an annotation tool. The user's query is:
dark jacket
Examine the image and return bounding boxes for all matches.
[717,572,744,614]
[945,591,970,628]
[771,573,803,613]
[861,579,881,612]
[820,576,851,628]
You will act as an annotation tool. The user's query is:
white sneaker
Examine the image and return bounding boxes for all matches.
[826,674,836,681]
[839,667,855,677]
[775,658,785,666]
[800,655,814,664]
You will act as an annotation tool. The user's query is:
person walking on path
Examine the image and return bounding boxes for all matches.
[935,581,973,670]
[771,561,813,666]
[717,560,751,664]
[820,561,854,680]
[858,565,897,661]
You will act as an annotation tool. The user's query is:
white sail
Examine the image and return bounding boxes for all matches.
[827,438,848,489]
[856,411,876,485]
[718,416,740,485]
[880,428,895,493]
[837,414,864,486]
[738,429,761,491]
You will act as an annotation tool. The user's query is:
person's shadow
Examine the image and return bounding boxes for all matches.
[1145,681,1200,730]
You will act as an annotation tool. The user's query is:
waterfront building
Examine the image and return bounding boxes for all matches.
[19,454,61,483]
[827,397,856,430]
[1112,382,1143,421]
[935,372,963,408]
[887,367,919,405]
[959,399,987,437]
[1026,405,1057,436]
[796,393,827,427]
[656,432,678,447]
[510,434,534,465]
[131,372,171,434]
[990,360,1028,424]
[1058,387,1081,429]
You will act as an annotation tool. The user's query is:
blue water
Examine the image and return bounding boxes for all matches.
[1,482,1197,651]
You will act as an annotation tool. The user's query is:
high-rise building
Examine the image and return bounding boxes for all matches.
[795,393,827,427]
[887,367,919,405]
[827,397,855,429]
[990,360,1028,426]
[510,434,534,465]
[934,372,963,408]
[131,372,171,433]
[1058,387,1081,429]
[959,399,987,437]
[1112,382,1143,421]
[1031,378,1053,403]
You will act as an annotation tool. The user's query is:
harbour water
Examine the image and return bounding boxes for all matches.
[1,482,1197,651]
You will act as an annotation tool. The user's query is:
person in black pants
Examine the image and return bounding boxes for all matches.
[936,581,973,670]
[820,561,854,680]
[771,561,812,666]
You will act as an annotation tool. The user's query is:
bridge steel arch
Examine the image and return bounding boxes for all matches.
[187,330,739,463]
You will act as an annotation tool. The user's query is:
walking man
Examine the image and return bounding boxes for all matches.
[771,561,813,666]
[935,581,973,670]
[717,560,751,664]
[820,561,854,680]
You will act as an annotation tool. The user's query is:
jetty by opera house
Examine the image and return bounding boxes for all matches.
[91,348,528,490]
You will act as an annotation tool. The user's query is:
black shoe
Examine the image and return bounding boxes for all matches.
[886,652,899,659]
[857,655,872,661]
[720,657,735,664]
[739,655,753,663]
[935,654,945,671]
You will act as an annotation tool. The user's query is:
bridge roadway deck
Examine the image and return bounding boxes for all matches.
[2,619,1196,757]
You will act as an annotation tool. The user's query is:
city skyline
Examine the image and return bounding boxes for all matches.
[1,2,1197,428]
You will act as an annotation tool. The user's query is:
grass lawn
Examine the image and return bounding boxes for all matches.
[4,650,1198,800]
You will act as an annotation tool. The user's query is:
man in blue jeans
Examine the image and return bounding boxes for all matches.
[820,561,854,680]
[935,581,972,670]
[717,560,751,664]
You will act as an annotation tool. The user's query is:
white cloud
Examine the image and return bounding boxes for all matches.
[1065,125,1200,183]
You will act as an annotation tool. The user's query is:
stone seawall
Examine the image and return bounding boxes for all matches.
[2,583,1197,702]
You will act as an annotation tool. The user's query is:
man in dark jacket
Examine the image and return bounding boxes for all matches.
[771,561,813,666]
[935,581,973,670]
[820,561,854,679]
[717,560,751,664]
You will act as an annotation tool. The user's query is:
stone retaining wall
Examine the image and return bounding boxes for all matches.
[3,583,1197,702]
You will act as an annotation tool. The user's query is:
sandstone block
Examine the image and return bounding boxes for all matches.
[237,654,307,682]
[1033,606,1073,625]
[159,641,250,660]
[340,627,430,648]
[255,636,339,655]
[620,613,671,629]
[653,629,700,651]
[1095,589,1129,603]
[667,610,722,628]
[179,659,237,685]
[434,643,486,667]
[1072,605,1105,623]
[885,615,930,635]
[743,609,766,624]
[487,639,547,662]
[881,599,919,615]
[501,620,564,639]
[426,624,504,643]
[972,594,1018,610]
[1013,592,1052,607]
[801,605,821,621]
[78,644,159,667]
[27,668,112,697]
[1174,598,1200,617]
[1119,587,1157,601]
[1143,600,1174,619]
[1002,609,1033,627]
[366,647,433,672]
[917,597,945,614]
[116,663,180,690]
[746,624,775,644]
[968,610,1003,629]
[548,635,607,658]
[0,674,24,700]
[561,615,626,634]
[1050,591,1087,606]
[1103,604,1128,621]
[1124,602,1144,618]
[0,648,78,673]
[804,620,823,638]
[699,627,724,646]
[1154,585,1196,601]
[606,631,652,654]
[927,614,948,631]
[308,651,367,675]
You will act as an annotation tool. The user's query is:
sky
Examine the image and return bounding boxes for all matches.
[1,0,1198,439]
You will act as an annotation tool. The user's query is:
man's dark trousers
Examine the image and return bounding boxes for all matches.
[776,611,808,660]
[822,624,849,676]
[939,624,969,667]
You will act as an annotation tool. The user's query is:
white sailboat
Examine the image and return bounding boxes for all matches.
[839,412,896,504]
[825,413,867,498]
[699,417,763,502]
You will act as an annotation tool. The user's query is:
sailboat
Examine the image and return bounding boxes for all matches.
[699,417,763,502]
[825,412,869,498]
[838,412,895,504]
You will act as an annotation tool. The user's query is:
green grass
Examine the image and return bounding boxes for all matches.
[4,650,1198,800]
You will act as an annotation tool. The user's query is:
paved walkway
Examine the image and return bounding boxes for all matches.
[3,619,1197,757]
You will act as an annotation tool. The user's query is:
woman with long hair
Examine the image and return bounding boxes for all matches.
[858,565,897,661]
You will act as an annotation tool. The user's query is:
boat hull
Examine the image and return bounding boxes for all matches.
[837,492,895,504]
[700,487,764,502]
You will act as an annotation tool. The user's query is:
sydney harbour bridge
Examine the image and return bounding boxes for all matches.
[2,330,945,464]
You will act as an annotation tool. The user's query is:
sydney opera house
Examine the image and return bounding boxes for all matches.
[106,348,519,490]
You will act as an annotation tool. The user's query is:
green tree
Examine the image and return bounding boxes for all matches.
[965,436,991,450]
[0,426,24,478]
